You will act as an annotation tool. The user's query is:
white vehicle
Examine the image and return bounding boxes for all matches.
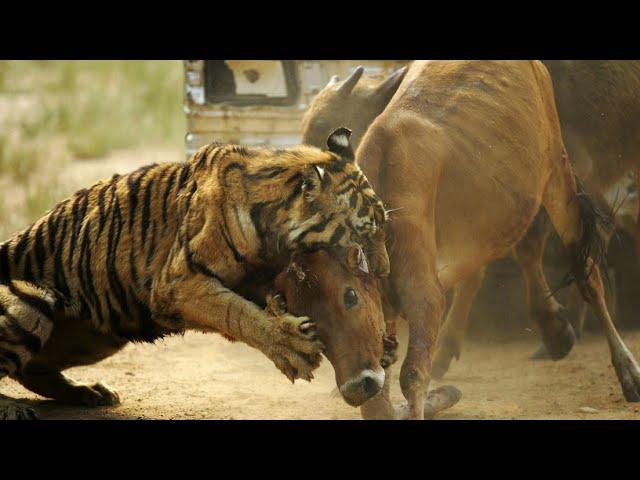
[183,60,407,155]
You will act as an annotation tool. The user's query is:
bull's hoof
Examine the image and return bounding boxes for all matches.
[529,345,551,360]
[423,385,463,419]
[541,322,576,361]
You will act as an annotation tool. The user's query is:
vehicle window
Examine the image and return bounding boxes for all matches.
[204,60,298,106]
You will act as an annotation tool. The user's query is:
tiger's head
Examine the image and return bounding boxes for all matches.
[284,128,389,276]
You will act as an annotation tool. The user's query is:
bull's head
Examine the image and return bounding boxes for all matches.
[301,65,408,150]
[274,247,387,407]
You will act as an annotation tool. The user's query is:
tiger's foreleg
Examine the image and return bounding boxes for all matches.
[151,268,324,383]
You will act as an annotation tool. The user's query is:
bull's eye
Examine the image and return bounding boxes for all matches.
[344,287,358,309]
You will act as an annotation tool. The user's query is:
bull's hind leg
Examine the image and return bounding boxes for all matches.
[528,190,617,360]
[0,281,55,419]
[511,209,576,360]
[569,289,589,340]
[431,267,485,379]
[543,152,640,402]
[530,285,588,360]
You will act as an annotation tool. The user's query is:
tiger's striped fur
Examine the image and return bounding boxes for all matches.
[0,129,386,417]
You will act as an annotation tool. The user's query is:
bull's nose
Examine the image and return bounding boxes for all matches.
[339,368,385,407]
[363,375,380,396]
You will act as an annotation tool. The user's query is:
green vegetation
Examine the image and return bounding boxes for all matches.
[0,133,42,183]
[0,60,185,238]
[2,60,184,159]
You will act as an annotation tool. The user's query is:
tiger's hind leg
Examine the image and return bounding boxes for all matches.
[0,281,56,420]
[0,393,38,420]
[14,368,120,407]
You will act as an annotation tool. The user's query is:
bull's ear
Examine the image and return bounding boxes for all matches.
[372,66,408,108]
[347,246,370,274]
[365,231,391,278]
[327,127,354,161]
[337,65,364,96]
[288,262,307,282]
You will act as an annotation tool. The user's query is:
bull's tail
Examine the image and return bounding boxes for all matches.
[562,177,613,291]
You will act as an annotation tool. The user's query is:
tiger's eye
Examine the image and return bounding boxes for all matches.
[344,287,358,309]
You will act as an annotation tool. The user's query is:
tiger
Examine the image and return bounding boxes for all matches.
[0,127,388,419]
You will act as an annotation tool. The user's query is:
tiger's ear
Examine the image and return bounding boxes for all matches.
[301,164,329,202]
[327,127,354,161]
[314,165,326,181]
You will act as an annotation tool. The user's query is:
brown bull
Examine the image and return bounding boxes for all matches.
[303,60,640,418]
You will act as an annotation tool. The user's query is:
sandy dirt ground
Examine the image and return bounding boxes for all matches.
[1,326,640,420]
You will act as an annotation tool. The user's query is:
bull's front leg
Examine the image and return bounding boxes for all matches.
[360,306,400,420]
[359,264,462,420]
[360,354,462,420]
[151,259,323,383]
[388,218,444,420]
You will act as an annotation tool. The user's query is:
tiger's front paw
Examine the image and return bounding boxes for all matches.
[269,313,324,383]
[277,312,317,340]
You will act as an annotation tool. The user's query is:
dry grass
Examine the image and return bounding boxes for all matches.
[0,60,185,239]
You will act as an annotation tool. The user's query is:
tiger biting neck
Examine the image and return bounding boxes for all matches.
[0,127,388,417]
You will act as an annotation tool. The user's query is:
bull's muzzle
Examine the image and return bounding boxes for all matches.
[339,368,385,406]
